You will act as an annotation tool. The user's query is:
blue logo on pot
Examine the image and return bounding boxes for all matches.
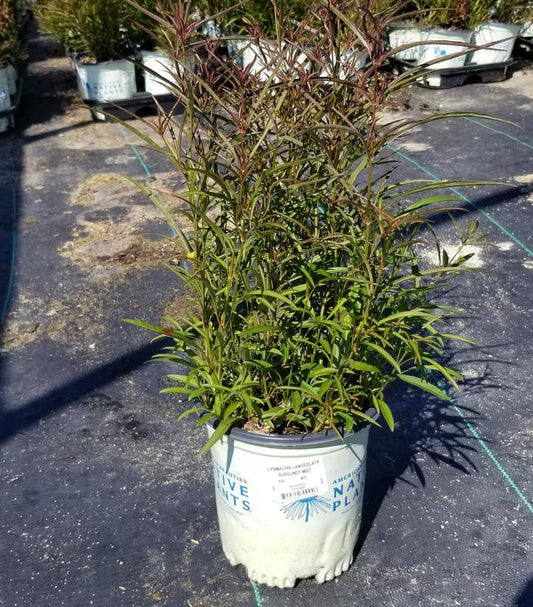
[213,461,251,513]
[331,460,365,513]
[279,460,366,521]
[282,496,331,522]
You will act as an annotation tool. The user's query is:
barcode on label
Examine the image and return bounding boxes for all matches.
[280,487,319,501]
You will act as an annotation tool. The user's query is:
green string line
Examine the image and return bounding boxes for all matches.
[450,401,533,516]
[463,117,533,152]
[130,143,153,179]
[391,146,533,257]
[1,186,17,321]
[117,124,153,179]
[252,582,264,607]
[118,123,178,237]
[413,91,533,153]
[431,373,533,516]
[391,146,532,512]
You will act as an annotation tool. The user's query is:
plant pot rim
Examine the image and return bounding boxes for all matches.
[207,409,377,448]
[389,22,427,30]
[73,53,133,66]
[425,28,473,35]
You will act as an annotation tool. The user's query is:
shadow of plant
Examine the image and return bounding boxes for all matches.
[354,354,502,558]
[513,576,533,607]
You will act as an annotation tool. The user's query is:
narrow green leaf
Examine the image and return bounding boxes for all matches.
[308,366,337,379]
[124,318,166,333]
[200,418,234,456]
[366,342,401,373]
[398,374,451,401]
[373,395,395,431]
[347,359,381,374]
[239,324,280,337]
[318,378,333,398]
[177,406,206,421]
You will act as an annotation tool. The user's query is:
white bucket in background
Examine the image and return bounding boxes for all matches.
[74,58,137,102]
[471,22,521,65]
[388,24,427,61]
[229,39,311,82]
[235,40,272,80]
[142,50,177,95]
[0,68,11,133]
[417,29,472,69]
[318,49,368,81]
[521,22,533,38]
[1,63,18,96]
[208,421,371,587]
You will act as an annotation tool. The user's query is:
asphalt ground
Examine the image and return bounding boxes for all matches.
[0,25,532,607]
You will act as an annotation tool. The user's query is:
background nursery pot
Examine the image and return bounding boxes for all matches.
[141,50,176,95]
[74,57,137,102]
[417,29,473,69]
[387,22,427,62]
[0,62,17,96]
[35,0,164,100]
[208,419,372,587]
[470,22,522,65]
[0,67,10,132]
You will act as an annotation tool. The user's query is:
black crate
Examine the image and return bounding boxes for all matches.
[85,92,184,121]
[515,36,533,58]
[390,58,514,89]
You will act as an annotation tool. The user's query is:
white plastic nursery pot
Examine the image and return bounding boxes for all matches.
[142,50,177,96]
[318,49,368,81]
[230,40,272,80]
[0,63,17,96]
[208,420,372,587]
[388,23,427,62]
[471,22,521,65]
[417,29,472,70]
[0,68,11,133]
[521,22,533,38]
[74,58,137,102]
[228,39,312,82]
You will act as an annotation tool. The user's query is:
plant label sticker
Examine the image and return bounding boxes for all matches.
[265,457,328,503]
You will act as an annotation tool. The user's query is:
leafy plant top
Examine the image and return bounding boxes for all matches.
[0,0,24,66]
[412,0,494,30]
[34,0,163,62]
[124,0,494,453]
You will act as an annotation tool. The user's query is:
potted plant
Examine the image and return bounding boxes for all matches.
[1,0,27,131]
[468,0,528,65]
[409,0,525,68]
[34,0,161,101]
[514,1,533,38]
[406,0,493,69]
[386,0,475,67]
[195,0,308,38]
[192,0,313,78]
[470,20,522,65]
[0,40,12,132]
[125,0,491,588]
[1,0,25,91]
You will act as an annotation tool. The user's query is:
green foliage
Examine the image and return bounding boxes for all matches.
[492,0,533,24]
[0,0,25,66]
[410,0,533,29]
[412,0,494,30]
[124,0,492,452]
[34,0,162,62]
[194,0,309,37]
